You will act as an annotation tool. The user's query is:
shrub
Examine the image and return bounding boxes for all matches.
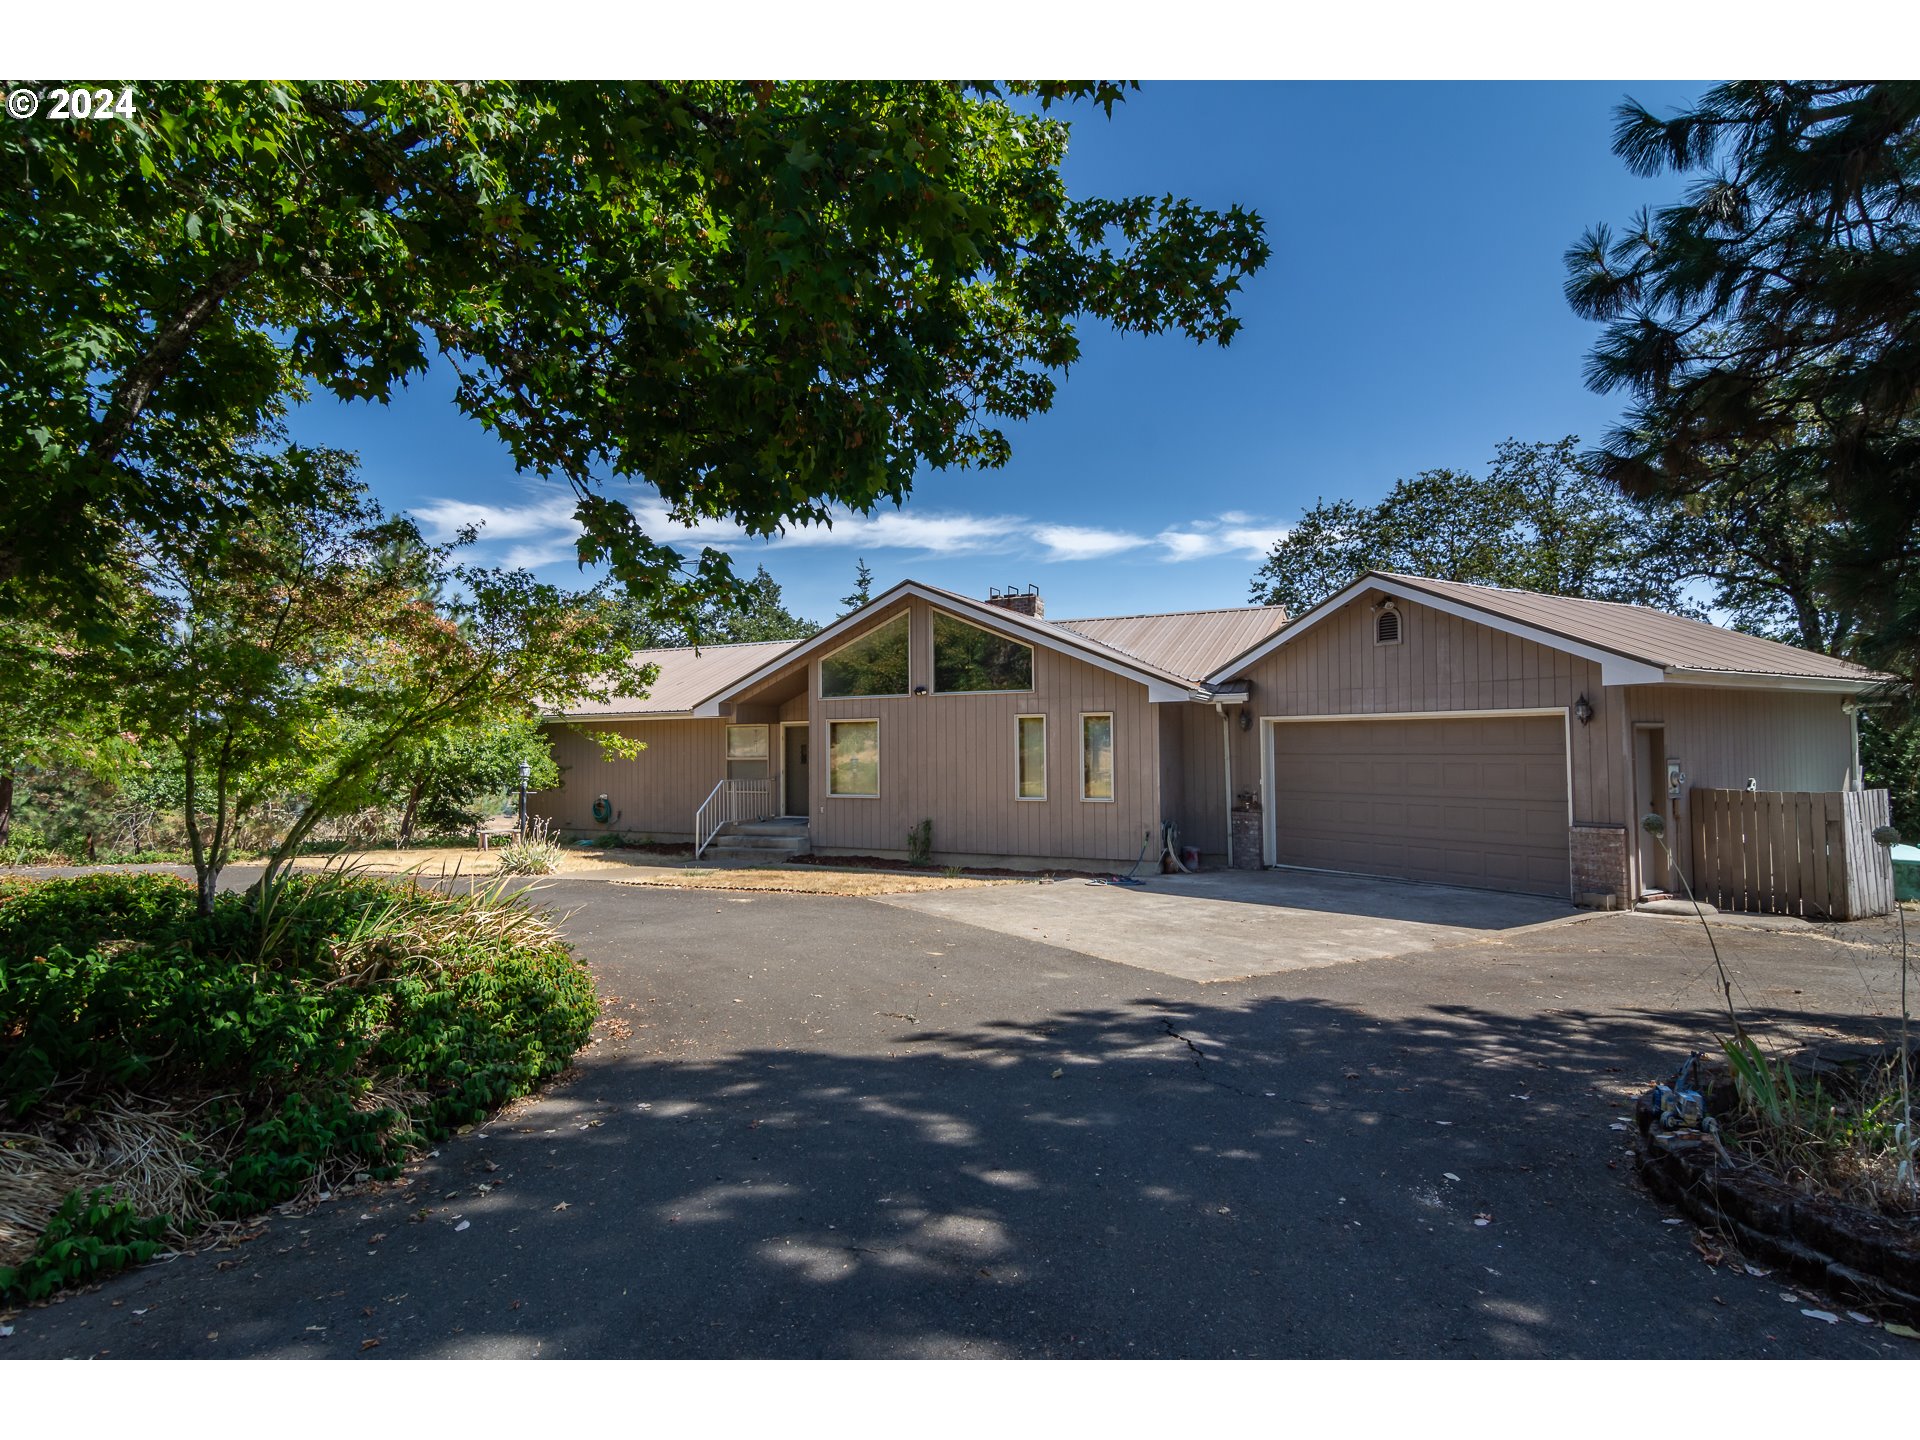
[0,1187,171,1305]
[0,870,596,1302]
[495,818,561,876]
[907,818,933,867]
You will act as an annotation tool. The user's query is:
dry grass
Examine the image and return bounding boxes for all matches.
[300,847,1009,897]
[612,867,1002,897]
[0,1093,244,1267]
[291,846,675,879]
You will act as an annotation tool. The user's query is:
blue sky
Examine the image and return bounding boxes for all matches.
[284,80,1709,626]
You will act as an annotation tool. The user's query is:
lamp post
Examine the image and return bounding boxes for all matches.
[517,760,531,839]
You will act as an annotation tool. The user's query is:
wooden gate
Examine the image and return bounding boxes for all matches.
[1688,788,1895,921]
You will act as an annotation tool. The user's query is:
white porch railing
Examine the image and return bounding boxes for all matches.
[694,778,776,859]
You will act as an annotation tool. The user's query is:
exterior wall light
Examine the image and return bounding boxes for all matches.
[1239,709,1252,733]
[1574,694,1594,726]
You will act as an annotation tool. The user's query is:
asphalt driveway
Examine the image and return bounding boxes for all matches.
[2,871,1913,1359]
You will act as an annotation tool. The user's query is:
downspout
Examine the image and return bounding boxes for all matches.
[1215,702,1234,860]
[1844,697,1890,791]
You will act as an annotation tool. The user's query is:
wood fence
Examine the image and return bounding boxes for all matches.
[1688,787,1895,921]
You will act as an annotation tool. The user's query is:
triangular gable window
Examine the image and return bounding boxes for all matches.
[934,611,1034,693]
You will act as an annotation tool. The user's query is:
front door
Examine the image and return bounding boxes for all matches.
[1635,725,1669,895]
[783,724,809,817]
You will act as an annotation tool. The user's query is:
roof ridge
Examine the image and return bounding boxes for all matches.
[1376,572,1879,678]
[1052,605,1288,623]
[626,637,804,657]
[1382,570,1738,621]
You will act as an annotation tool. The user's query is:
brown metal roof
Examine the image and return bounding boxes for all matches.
[554,640,803,719]
[1051,606,1290,683]
[1378,574,1886,683]
[554,587,1296,720]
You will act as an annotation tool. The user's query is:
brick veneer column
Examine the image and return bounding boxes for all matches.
[1570,823,1629,907]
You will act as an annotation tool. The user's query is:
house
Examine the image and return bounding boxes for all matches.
[535,572,1887,904]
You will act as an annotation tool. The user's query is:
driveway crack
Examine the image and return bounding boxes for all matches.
[1160,1018,1261,1099]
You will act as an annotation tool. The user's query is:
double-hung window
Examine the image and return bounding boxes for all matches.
[1080,713,1114,802]
[1016,715,1047,800]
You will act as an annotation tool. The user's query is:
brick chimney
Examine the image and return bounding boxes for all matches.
[986,584,1043,619]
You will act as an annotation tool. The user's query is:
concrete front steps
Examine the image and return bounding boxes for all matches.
[702,815,811,861]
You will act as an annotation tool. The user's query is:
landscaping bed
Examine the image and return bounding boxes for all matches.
[0,870,595,1306]
[787,853,1122,881]
[612,866,1001,896]
[1635,1042,1920,1324]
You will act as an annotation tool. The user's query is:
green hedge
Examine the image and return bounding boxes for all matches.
[0,871,596,1303]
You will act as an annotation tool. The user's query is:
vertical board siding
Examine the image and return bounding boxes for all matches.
[536,718,729,840]
[810,596,1161,862]
[1691,787,1894,919]
[1623,685,1854,884]
[1226,594,1615,826]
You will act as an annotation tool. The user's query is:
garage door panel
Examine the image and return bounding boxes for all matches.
[1270,715,1568,897]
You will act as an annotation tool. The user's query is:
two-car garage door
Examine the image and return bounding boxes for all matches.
[1266,714,1570,897]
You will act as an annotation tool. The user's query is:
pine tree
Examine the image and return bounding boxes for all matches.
[1565,81,1920,684]
[840,558,875,614]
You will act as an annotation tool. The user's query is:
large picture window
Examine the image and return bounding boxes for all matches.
[1016,715,1047,800]
[827,719,880,798]
[820,613,911,698]
[934,610,1034,694]
[1081,713,1114,802]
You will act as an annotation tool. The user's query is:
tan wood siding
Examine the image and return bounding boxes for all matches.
[1227,593,1619,828]
[810,596,1161,862]
[535,718,729,840]
[1623,685,1854,886]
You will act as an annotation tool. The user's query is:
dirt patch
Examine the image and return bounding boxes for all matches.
[288,846,690,879]
[611,867,1006,897]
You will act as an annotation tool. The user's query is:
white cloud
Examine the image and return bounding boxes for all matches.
[766,509,1025,554]
[412,495,581,545]
[1032,524,1151,562]
[1153,517,1286,562]
[405,486,1283,572]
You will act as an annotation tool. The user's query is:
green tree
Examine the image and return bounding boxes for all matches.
[0,614,132,848]
[841,557,876,613]
[379,714,559,846]
[2,81,1268,634]
[1249,439,1689,614]
[1564,81,1920,686]
[620,564,817,649]
[96,451,642,911]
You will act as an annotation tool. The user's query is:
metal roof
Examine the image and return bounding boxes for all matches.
[555,640,803,719]
[1375,574,1886,684]
[549,585,1295,720]
[1207,570,1890,689]
[1052,606,1290,683]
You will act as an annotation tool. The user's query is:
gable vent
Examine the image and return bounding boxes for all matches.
[1374,603,1402,646]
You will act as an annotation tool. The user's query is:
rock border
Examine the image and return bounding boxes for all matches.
[1635,1068,1920,1324]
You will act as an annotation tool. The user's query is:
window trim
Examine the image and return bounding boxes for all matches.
[930,605,1037,696]
[1079,711,1115,803]
[825,717,882,800]
[725,723,770,761]
[817,611,913,700]
[1015,713,1048,802]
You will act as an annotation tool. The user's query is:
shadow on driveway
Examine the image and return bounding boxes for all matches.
[5,985,1903,1360]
